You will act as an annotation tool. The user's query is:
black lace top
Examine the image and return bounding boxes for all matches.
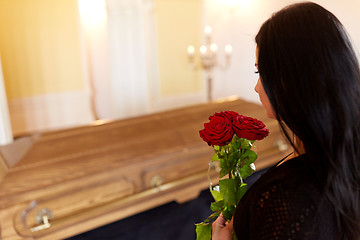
[233,154,339,240]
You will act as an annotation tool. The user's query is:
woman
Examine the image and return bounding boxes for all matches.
[212,2,360,240]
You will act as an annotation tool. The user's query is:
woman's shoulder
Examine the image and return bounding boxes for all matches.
[234,154,338,239]
[245,154,321,215]
[249,154,316,194]
[245,154,324,213]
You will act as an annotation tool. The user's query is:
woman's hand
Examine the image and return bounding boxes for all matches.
[212,214,234,240]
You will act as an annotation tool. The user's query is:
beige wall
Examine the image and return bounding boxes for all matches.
[154,0,203,96]
[0,0,203,99]
[0,0,84,99]
[0,0,205,135]
[0,0,94,136]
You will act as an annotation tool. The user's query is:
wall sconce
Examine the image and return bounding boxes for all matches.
[187,26,232,102]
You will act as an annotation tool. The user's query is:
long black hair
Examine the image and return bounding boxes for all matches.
[255,2,360,239]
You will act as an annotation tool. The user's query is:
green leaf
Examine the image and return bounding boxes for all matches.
[243,149,257,164]
[220,146,227,155]
[202,211,221,223]
[214,145,220,151]
[233,175,242,187]
[219,179,237,205]
[219,166,232,178]
[222,209,232,221]
[236,183,247,202]
[240,139,253,150]
[220,157,228,169]
[222,205,236,221]
[195,223,212,240]
[210,186,223,201]
[211,153,219,162]
[240,164,253,179]
[233,139,241,150]
[210,200,225,212]
[228,152,238,165]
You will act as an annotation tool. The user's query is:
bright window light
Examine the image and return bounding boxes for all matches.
[218,0,251,8]
[78,0,106,27]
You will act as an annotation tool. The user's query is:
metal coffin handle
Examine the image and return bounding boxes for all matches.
[13,174,135,238]
[15,200,54,237]
[30,208,53,232]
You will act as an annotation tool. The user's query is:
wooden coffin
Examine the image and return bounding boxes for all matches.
[0,98,291,240]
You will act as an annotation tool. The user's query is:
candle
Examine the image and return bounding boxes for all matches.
[187,45,195,57]
[200,45,207,56]
[210,43,218,53]
[204,26,212,37]
[225,44,233,55]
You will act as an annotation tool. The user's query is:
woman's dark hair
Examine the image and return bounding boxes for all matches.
[255,2,360,239]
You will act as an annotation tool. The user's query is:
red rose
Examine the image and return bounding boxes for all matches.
[199,115,234,146]
[233,115,269,140]
[210,111,240,121]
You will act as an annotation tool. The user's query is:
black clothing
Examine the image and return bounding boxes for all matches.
[234,154,339,240]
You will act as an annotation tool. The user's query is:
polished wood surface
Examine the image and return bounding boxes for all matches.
[0,98,291,240]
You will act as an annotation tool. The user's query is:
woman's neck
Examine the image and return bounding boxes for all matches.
[278,136,305,166]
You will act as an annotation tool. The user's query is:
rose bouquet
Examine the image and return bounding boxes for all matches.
[195,111,269,240]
